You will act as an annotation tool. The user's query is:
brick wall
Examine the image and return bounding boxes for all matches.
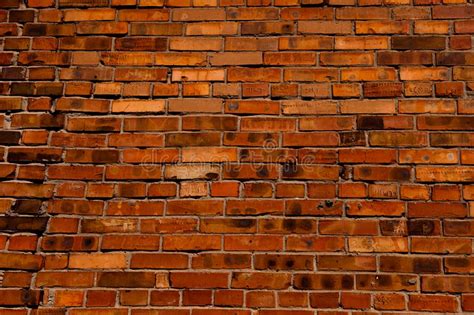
[1,0,474,313]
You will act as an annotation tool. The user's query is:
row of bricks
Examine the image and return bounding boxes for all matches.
[0,164,472,182]
[1,80,473,100]
[2,131,474,148]
[3,271,474,293]
[1,82,473,99]
[3,217,474,236]
[2,36,472,52]
[1,6,474,20]
[3,231,448,252]
[28,235,473,252]
[0,306,473,315]
[1,129,474,145]
[2,199,474,216]
[2,252,474,273]
[1,180,473,200]
[2,22,474,37]
[4,202,474,226]
[0,11,473,36]
[4,290,474,313]
[2,217,474,238]
[3,8,474,25]
[2,68,474,85]
[3,129,474,147]
[2,168,474,195]
[0,163,472,181]
[2,0,474,8]
[0,147,471,164]
[1,112,474,129]
[0,308,471,315]
[0,216,473,243]
[0,144,471,163]
[1,98,472,112]
[3,100,474,116]
[6,52,474,66]
[0,290,470,313]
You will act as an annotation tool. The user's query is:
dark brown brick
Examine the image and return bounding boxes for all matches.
[392,36,446,50]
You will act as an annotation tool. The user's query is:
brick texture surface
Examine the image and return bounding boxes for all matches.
[0,0,474,313]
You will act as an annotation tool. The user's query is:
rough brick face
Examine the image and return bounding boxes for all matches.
[0,0,473,314]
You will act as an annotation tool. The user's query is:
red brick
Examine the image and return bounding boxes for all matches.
[409,294,458,312]
[102,235,160,251]
[0,289,42,306]
[36,271,94,287]
[170,272,228,288]
[215,290,244,307]
[463,294,474,311]
[374,293,405,310]
[150,290,180,306]
[281,8,333,20]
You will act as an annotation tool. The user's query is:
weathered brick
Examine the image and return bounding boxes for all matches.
[8,147,63,163]
[400,67,449,81]
[281,8,333,20]
[284,69,338,82]
[242,22,294,35]
[378,51,433,65]
[280,36,334,50]
[340,100,395,114]
[69,253,127,269]
[170,38,222,51]
[432,5,474,19]
[320,52,373,66]
[294,274,353,290]
[369,132,428,147]
[418,116,474,130]
[392,36,446,50]
[0,253,43,271]
[356,274,417,291]
[23,23,74,36]
[172,69,224,81]
[356,21,410,34]
[349,236,408,253]
[97,272,156,288]
[232,272,290,289]
[130,23,182,36]
[63,9,115,21]
[172,8,224,21]
[164,235,221,251]
[123,117,179,132]
[363,82,402,98]
[131,253,188,269]
[116,38,167,51]
[18,52,70,66]
[298,21,351,34]
[410,294,458,312]
[77,22,128,35]
[227,8,278,20]
[336,37,389,50]
[415,21,450,34]
[455,21,474,34]
[225,37,278,51]
[454,67,474,80]
[186,22,238,36]
[0,131,21,145]
[0,183,54,198]
[399,99,456,114]
[102,235,160,251]
[0,289,42,306]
